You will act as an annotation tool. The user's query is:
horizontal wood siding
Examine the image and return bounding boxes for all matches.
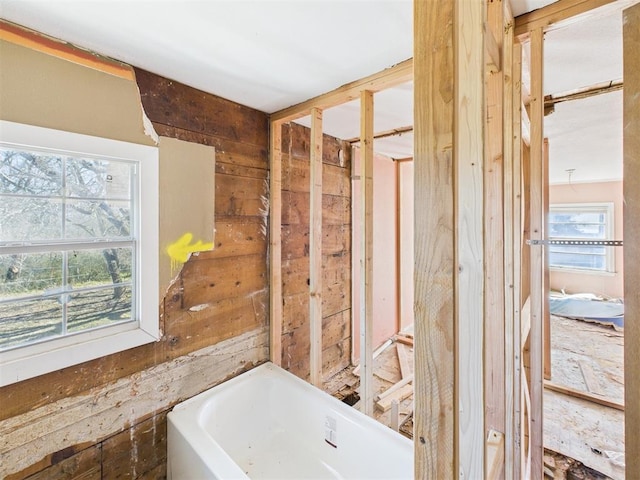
[1,69,270,479]
[280,122,352,382]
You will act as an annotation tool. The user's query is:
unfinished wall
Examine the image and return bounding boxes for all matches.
[549,180,623,299]
[0,37,269,478]
[279,122,352,381]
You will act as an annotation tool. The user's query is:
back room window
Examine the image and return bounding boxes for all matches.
[548,203,614,272]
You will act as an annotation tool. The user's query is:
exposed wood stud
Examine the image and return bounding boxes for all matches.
[359,89,375,416]
[457,0,486,476]
[502,7,517,477]
[514,0,615,39]
[623,3,640,475]
[511,39,524,480]
[543,139,551,381]
[270,121,283,365]
[271,59,412,124]
[529,26,545,480]
[414,0,456,474]
[485,4,506,472]
[309,108,323,387]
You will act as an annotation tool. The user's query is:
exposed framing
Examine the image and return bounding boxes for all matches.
[528,26,546,480]
[309,108,323,386]
[268,59,412,411]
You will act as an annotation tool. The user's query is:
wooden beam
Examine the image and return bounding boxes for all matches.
[623,3,640,476]
[309,108,323,387]
[359,90,375,416]
[528,26,545,480]
[271,59,412,124]
[514,0,615,39]
[502,8,518,479]
[510,38,524,480]
[414,0,455,475]
[545,79,623,107]
[544,381,624,411]
[543,139,551,381]
[345,125,413,144]
[397,343,413,379]
[0,20,133,80]
[485,4,506,470]
[269,122,283,365]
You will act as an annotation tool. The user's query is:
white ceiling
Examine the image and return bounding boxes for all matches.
[0,0,631,183]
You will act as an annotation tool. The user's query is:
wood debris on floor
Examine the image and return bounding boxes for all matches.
[325,332,415,439]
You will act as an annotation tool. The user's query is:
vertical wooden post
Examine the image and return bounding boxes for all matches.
[510,39,524,480]
[269,121,283,365]
[502,7,516,478]
[360,90,374,416]
[414,0,485,477]
[485,1,506,466]
[623,3,640,476]
[543,139,551,381]
[309,108,323,387]
[414,0,455,475]
[455,0,485,477]
[529,26,545,480]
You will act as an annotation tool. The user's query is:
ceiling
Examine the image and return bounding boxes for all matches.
[0,0,631,183]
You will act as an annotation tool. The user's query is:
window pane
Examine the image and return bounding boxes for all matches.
[66,158,132,200]
[68,248,133,287]
[548,222,605,239]
[67,286,132,333]
[0,148,63,196]
[0,197,63,242]
[65,199,131,239]
[0,298,63,350]
[549,251,606,270]
[0,252,63,299]
[549,244,606,255]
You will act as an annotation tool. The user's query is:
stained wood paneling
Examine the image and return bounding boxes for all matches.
[279,121,351,381]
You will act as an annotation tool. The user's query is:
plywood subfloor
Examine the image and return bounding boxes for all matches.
[545,315,625,480]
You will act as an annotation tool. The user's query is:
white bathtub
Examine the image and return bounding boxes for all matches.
[167,362,413,479]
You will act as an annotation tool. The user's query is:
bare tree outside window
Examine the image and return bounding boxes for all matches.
[0,148,136,350]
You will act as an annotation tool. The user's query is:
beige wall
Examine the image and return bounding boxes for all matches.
[549,180,623,298]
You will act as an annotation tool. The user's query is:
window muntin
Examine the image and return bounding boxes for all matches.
[0,121,158,386]
[548,203,614,272]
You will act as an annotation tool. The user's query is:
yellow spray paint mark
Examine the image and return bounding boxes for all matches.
[167,233,214,271]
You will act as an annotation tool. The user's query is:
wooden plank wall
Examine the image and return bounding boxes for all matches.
[0,68,271,479]
[279,122,352,382]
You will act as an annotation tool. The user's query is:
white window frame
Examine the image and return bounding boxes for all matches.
[548,202,615,274]
[0,120,158,387]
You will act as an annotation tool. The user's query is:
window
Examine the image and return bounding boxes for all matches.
[0,121,158,386]
[548,203,614,273]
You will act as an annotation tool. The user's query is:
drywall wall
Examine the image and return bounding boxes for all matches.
[549,181,623,299]
[352,149,401,360]
[159,137,215,293]
[279,122,352,382]
[0,32,269,478]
